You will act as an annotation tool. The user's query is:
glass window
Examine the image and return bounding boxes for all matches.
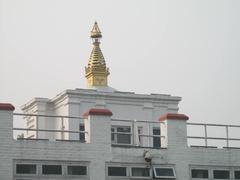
[235,171,240,179]
[192,169,208,178]
[79,124,85,141]
[108,167,127,176]
[132,167,150,177]
[213,170,230,179]
[16,164,36,174]
[67,166,87,175]
[153,128,161,148]
[137,127,143,145]
[111,126,131,144]
[153,167,176,178]
[42,165,62,175]
[111,128,115,141]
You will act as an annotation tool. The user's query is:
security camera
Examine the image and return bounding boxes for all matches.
[143,150,152,163]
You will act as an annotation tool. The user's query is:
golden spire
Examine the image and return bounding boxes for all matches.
[85,22,110,87]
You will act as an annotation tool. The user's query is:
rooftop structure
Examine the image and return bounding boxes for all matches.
[1,22,240,180]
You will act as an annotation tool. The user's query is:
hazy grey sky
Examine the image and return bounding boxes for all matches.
[1,0,240,125]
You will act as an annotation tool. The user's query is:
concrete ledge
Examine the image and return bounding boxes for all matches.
[0,103,15,111]
[159,113,189,121]
[190,145,217,149]
[111,144,167,149]
[83,108,112,117]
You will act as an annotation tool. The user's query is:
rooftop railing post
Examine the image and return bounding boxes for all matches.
[132,121,135,146]
[148,122,151,147]
[61,117,64,140]
[204,124,208,146]
[226,125,229,148]
[36,116,39,139]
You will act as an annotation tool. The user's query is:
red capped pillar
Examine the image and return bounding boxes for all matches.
[159,113,189,149]
[83,108,112,144]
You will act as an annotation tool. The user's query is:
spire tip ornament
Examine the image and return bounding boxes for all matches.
[91,21,102,39]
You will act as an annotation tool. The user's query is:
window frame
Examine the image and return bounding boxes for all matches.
[67,165,88,176]
[152,127,161,149]
[190,166,240,180]
[234,170,240,179]
[42,164,62,175]
[15,164,37,175]
[79,123,85,142]
[107,166,128,177]
[153,166,176,179]
[213,169,230,179]
[191,168,209,179]
[14,160,89,179]
[130,167,151,178]
[111,125,132,145]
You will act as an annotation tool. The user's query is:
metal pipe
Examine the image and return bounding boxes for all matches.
[14,113,84,120]
[226,125,229,147]
[204,124,208,146]
[13,128,87,134]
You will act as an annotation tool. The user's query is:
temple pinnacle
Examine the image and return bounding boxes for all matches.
[85,22,110,88]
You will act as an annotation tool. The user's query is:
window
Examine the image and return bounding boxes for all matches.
[137,127,143,145]
[235,171,240,179]
[16,164,36,174]
[153,167,176,179]
[153,127,161,148]
[42,165,62,175]
[131,167,150,177]
[111,126,131,144]
[108,167,127,176]
[213,170,230,179]
[67,165,87,175]
[191,169,208,178]
[79,124,85,141]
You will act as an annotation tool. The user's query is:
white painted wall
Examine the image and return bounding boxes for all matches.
[22,88,181,141]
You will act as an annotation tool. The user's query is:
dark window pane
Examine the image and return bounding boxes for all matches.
[192,169,208,178]
[213,170,230,179]
[79,124,85,141]
[111,128,115,141]
[42,165,62,175]
[16,164,36,174]
[117,127,131,144]
[67,166,87,175]
[108,167,127,176]
[154,168,174,177]
[132,168,150,177]
[235,171,240,179]
[153,128,161,148]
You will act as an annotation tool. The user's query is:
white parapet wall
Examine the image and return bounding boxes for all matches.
[2,104,240,180]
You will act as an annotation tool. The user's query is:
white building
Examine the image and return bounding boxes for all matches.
[0,22,240,180]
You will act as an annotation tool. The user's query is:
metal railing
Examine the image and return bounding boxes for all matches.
[13,113,87,141]
[13,114,164,148]
[187,122,240,148]
[13,113,240,148]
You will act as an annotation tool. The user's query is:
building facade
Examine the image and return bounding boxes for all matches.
[0,22,240,180]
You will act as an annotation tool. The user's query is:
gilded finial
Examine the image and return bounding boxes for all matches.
[85,22,110,88]
[91,21,102,39]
